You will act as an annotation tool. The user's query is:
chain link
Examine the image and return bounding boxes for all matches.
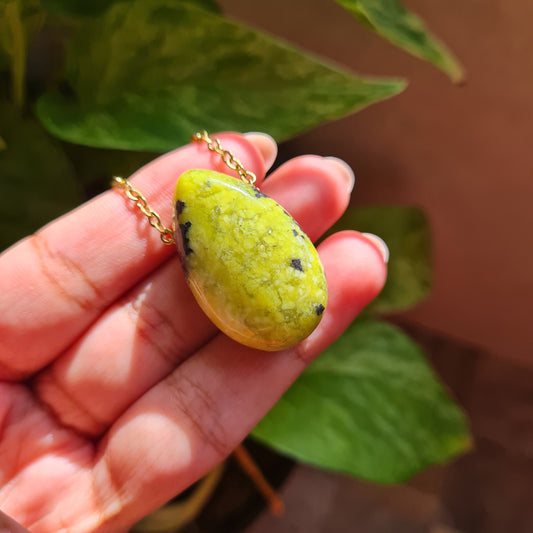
[192,130,257,186]
[111,130,257,245]
[111,176,175,245]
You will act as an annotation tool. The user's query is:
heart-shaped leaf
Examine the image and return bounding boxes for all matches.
[334,0,464,82]
[252,319,470,483]
[35,0,406,151]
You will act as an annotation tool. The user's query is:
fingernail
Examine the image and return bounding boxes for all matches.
[243,132,278,170]
[362,233,389,263]
[325,157,355,194]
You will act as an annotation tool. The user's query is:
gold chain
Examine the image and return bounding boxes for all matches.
[111,176,176,244]
[192,130,257,186]
[111,131,256,246]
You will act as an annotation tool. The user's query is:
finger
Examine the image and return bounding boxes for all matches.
[92,232,387,530]
[243,132,278,170]
[0,133,274,379]
[0,383,96,532]
[262,155,355,242]
[0,510,31,533]
[34,156,354,435]
[34,256,215,436]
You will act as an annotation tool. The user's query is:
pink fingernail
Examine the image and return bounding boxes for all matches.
[325,157,355,194]
[362,233,389,263]
[243,132,278,170]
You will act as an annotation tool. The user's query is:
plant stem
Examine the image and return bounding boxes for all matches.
[233,444,285,516]
[5,0,26,109]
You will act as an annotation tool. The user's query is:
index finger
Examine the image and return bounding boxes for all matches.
[0,133,272,379]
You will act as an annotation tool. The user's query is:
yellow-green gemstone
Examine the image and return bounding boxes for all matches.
[173,169,328,351]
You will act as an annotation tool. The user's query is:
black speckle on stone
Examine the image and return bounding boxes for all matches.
[254,189,267,198]
[315,304,325,316]
[179,221,193,255]
[176,200,186,215]
[283,209,292,218]
[290,259,303,272]
[292,229,299,237]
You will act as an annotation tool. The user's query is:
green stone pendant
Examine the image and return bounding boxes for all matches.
[173,169,328,351]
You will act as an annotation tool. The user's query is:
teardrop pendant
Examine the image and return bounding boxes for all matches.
[173,169,327,351]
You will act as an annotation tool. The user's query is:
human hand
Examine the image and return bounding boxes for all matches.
[0,133,387,532]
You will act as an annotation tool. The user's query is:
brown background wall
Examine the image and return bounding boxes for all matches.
[221,0,533,364]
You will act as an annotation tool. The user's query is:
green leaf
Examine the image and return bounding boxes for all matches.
[0,101,82,250]
[252,319,471,483]
[333,0,464,83]
[40,0,220,18]
[35,0,406,151]
[327,206,432,313]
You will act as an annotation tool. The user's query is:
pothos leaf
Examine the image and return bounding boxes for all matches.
[327,206,432,313]
[253,319,471,483]
[333,0,464,82]
[35,0,406,151]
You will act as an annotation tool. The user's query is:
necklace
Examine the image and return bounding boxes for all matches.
[112,131,327,351]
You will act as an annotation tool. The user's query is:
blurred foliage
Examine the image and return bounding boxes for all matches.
[0,101,81,249]
[0,0,469,497]
[253,319,470,482]
[325,206,433,313]
[39,0,221,17]
[334,0,464,82]
[35,1,405,150]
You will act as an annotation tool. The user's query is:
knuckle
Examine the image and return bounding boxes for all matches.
[124,287,188,369]
[29,232,103,312]
[165,371,229,459]
[34,370,107,436]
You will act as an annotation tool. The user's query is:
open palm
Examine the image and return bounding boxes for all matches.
[0,133,386,532]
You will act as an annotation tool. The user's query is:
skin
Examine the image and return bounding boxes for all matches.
[0,133,387,532]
